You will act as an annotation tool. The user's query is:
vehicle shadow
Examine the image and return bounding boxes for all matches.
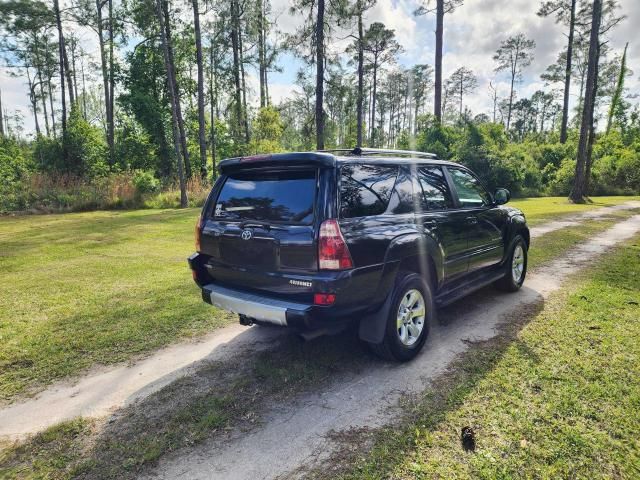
[65,282,545,479]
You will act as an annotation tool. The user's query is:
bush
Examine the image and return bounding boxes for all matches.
[132,170,160,195]
[0,137,33,212]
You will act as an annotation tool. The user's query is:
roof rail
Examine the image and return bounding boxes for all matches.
[318,147,437,159]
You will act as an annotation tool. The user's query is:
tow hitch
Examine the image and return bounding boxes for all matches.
[239,314,254,326]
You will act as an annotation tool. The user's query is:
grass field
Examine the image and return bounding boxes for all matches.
[510,195,639,226]
[2,218,639,480]
[0,196,637,402]
[331,237,640,479]
[0,208,233,402]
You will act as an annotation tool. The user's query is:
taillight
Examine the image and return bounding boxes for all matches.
[195,216,202,252]
[313,293,336,305]
[318,219,353,270]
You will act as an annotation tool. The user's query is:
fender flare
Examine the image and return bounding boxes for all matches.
[358,232,442,344]
[501,214,529,264]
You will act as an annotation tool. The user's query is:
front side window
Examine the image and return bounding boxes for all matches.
[213,170,316,224]
[416,167,454,211]
[340,164,398,218]
[448,168,492,208]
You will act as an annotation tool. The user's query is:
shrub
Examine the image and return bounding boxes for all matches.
[132,170,160,195]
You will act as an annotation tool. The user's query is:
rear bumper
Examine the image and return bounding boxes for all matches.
[189,252,389,331]
[201,283,311,327]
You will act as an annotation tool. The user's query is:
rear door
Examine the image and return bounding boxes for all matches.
[414,165,469,282]
[199,168,320,298]
[445,167,505,272]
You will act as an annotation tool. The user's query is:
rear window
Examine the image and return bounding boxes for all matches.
[213,170,316,224]
[340,164,398,218]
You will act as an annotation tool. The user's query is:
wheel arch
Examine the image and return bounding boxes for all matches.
[359,232,441,344]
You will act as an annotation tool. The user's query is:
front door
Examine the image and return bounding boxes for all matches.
[414,166,469,283]
[446,167,505,272]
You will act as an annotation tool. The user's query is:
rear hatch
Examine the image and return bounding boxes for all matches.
[199,167,322,301]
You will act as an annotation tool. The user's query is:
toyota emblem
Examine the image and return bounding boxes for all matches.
[241,229,253,240]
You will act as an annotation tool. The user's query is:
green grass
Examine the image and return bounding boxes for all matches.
[510,195,639,226]
[329,236,640,479]
[0,196,637,402]
[0,209,234,401]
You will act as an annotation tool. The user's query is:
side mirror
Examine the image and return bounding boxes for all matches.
[494,188,510,205]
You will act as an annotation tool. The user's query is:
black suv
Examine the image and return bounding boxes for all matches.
[189,148,529,361]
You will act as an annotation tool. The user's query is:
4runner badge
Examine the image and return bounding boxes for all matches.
[241,229,253,240]
[289,280,312,287]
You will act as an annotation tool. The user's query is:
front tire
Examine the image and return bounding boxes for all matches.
[369,273,434,362]
[495,235,527,292]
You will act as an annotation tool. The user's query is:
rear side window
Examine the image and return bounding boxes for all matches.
[213,170,316,224]
[416,167,454,210]
[340,164,398,218]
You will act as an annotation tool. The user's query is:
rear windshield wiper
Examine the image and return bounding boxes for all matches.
[238,221,287,231]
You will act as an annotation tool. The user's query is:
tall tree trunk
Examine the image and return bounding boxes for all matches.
[47,76,56,136]
[434,0,443,122]
[570,0,601,203]
[209,42,217,182]
[96,0,112,157]
[367,81,373,141]
[81,57,88,120]
[69,40,79,103]
[506,69,515,130]
[459,78,463,119]
[239,29,250,143]
[585,41,601,195]
[370,61,378,147]
[560,0,576,143]
[62,41,75,107]
[315,0,325,149]
[108,0,115,166]
[27,68,41,136]
[154,0,188,207]
[192,0,207,179]
[258,0,267,108]
[0,89,4,137]
[36,64,50,136]
[53,0,67,134]
[230,0,243,145]
[356,0,364,148]
[162,0,191,178]
[606,42,627,134]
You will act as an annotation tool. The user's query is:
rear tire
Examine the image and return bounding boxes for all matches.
[495,235,527,292]
[369,273,434,362]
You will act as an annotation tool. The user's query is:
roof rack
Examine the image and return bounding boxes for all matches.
[318,147,437,159]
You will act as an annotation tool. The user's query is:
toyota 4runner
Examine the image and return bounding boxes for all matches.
[188,148,529,361]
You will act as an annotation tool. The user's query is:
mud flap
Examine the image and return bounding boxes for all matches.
[358,290,394,344]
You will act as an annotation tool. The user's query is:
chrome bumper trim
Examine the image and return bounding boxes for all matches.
[205,284,310,327]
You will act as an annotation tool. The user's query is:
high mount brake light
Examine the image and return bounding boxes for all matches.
[318,219,353,270]
[240,154,272,162]
[195,216,202,252]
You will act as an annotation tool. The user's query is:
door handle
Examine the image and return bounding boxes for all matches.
[466,216,478,225]
[424,220,438,229]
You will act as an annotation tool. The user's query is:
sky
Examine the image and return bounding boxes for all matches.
[1,0,639,136]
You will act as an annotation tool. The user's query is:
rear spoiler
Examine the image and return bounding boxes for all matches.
[218,152,336,173]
